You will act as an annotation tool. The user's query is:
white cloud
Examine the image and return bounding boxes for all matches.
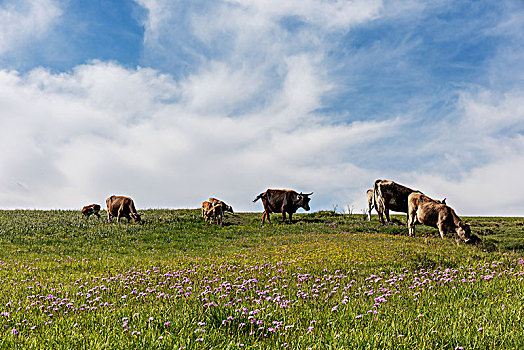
[0,0,62,55]
[0,61,397,211]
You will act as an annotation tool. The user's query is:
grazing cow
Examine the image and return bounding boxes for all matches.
[366,189,375,221]
[408,193,473,243]
[209,197,234,215]
[207,204,224,226]
[82,204,101,219]
[201,201,213,221]
[372,179,446,224]
[253,189,312,224]
[106,195,141,223]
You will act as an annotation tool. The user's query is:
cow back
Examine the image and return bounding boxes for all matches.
[261,189,291,213]
[106,195,136,216]
[260,189,311,213]
[410,193,454,228]
[375,180,419,213]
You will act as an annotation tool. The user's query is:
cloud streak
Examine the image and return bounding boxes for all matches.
[0,0,62,55]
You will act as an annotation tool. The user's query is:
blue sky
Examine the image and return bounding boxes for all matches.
[1,0,523,215]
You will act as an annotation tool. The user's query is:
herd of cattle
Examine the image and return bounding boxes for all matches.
[367,179,478,244]
[81,180,478,243]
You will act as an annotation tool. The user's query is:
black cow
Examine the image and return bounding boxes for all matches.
[253,189,312,224]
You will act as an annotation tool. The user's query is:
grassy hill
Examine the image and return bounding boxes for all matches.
[0,209,522,349]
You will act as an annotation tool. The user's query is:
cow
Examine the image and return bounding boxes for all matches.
[81,204,101,219]
[408,193,474,243]
[209,197,234,215]
[372,179,446,225]
[207,204,224,226]
[366,189,375,221]
[373,179,420,224]
[201,201,213,221]
[253,189,312,224]
[106,195,141,223]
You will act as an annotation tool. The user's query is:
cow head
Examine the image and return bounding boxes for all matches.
[296,192,313,211]
[131,213,142,223]
[456,221,471,242]
[226,205,234,214]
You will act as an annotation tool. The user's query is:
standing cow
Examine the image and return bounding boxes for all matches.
[82,204,101,219]
[253,189,312,224]
[408,193,473,243]
[209,197,234,215]
[207,204,224,226]
[106,195,141,223]
[373,179,420,224]
[201,201,213,222]
[372,179,446,225]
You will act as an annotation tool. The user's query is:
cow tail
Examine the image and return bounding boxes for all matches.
[373,180,384,213]
[253,192,265,203]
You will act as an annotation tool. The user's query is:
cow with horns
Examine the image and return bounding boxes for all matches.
[253,189,312,224]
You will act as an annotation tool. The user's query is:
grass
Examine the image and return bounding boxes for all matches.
[0,209,522,349]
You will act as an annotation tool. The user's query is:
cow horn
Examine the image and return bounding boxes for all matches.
[304,192,313,196]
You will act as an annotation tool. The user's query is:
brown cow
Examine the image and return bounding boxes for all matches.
[82,204,101,219]
[106,195,141,223]
[253,189,312,224]
[207,204,224,226]
[201,201,213,221]
[366,189,375,221]
[209,197,234,215]
[373,179,446,224]
[408,193,473,242]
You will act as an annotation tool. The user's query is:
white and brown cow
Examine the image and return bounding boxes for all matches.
[207,204,224,226]
[106,195,141,223]
[201,201,213,221]
[202,202,224,226]
[408,193,473,243]
[372,179,446,224]
[373,179,420,224]
[209,197,234,215]
[82,204,101,219]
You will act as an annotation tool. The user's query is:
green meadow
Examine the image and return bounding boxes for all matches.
[0,209,522,349]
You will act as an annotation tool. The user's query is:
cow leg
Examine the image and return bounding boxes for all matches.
[408,213,416,237]
[367,207,372,221]
[262,211,268,225]
[281,212,286,223]
[95,212,100,219]
[288,213,293,224]
[385,209,391,223]
[377,210,385,225]
[107,211,112,223]
[437,224,446,239]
